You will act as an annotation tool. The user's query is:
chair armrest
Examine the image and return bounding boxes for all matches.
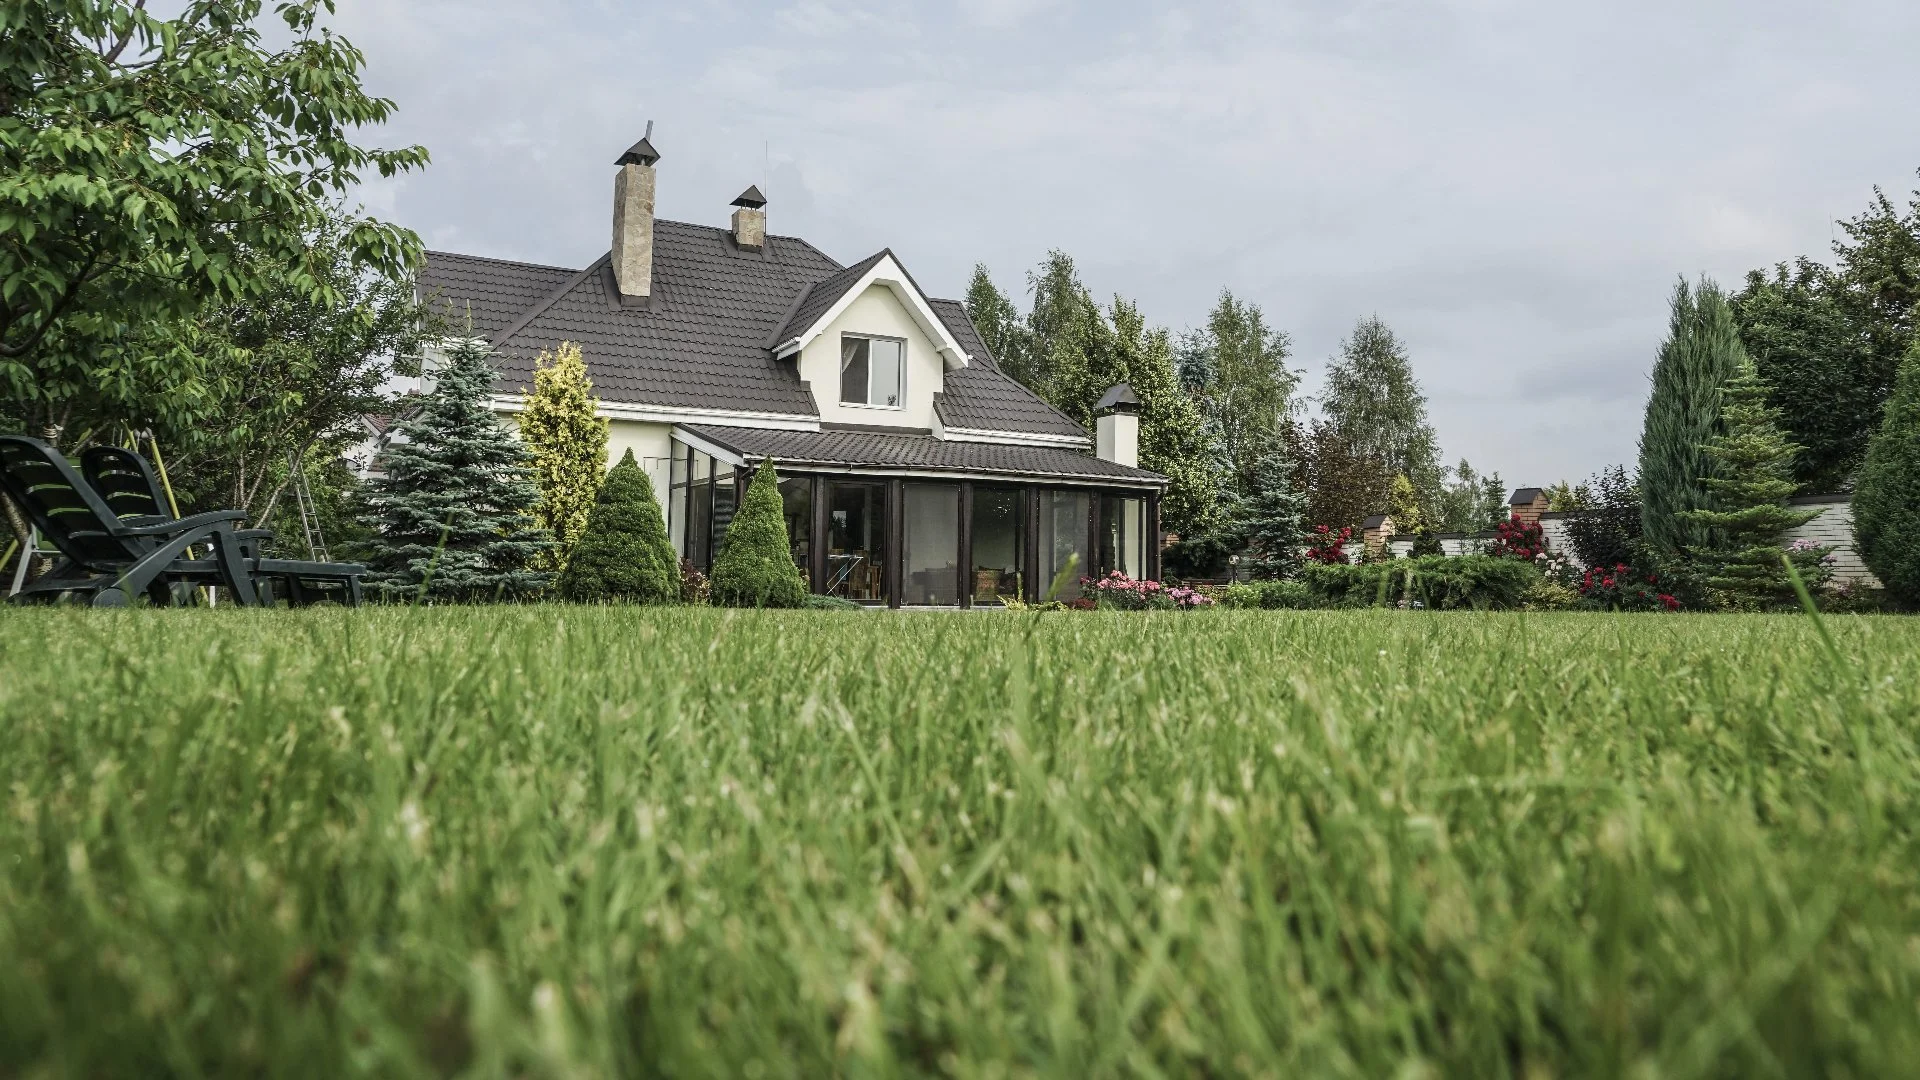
[121,510,246,536]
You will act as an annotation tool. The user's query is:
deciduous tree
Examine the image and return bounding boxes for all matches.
[1734,173,1920,490]
[0,0,426,445]
[1321,316,1442,515]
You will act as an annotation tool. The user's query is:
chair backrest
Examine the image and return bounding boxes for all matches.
[0,436,136,568]
[81,445,171,523]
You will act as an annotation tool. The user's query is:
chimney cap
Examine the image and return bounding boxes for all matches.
[731,184,768,209]
[616,129,660,167]
[1095,383,1142,414]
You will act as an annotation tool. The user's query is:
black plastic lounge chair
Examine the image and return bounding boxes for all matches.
[0,436,259,607]
[80,445,366,607]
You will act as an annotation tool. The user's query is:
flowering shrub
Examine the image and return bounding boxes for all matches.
[1578,563,1680,611]
[1087,572,1215,610]
[1305,525,1352,565]
[1785,539,1839,592]
[1489,516,1548,561]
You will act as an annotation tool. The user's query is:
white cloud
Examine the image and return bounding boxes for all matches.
[320,0,1920,483]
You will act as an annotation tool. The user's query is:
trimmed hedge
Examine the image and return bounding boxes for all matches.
[1218,556,1542,611]
[557,449,678,604]
[1854,346,1920,606]
[1220,580,1314,610]
[710,459,809,609]
[1303,555,1541,611]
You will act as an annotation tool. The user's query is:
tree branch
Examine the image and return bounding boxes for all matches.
[101,0,150,65]
[0,251,106,359]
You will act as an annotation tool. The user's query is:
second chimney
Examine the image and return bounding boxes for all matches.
[731,185,767,250]
[611,128,659,304]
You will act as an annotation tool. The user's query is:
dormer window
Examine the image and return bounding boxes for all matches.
[840,335,903,408]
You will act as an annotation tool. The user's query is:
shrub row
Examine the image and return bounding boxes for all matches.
[1221,555,1541,611]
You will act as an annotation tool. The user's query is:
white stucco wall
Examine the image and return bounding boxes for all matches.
[606,419,674,511]
[795,284,946,430]
[495,410,673,511]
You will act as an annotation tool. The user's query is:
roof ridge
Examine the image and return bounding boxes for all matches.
[764,280,818,350]
[425,249,582,275]
[652,217,843,264]
[490,252,610,348]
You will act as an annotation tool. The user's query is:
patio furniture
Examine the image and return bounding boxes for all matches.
[80,445,365,607]
[0,436,259,607]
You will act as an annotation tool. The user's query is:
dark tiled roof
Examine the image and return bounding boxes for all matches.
[1510,487,1546,506]
[929,300,1088,439]
[429,221,843,415]
[1363,514,1389,529]
[770,250,890,350]
[684,425,1163,486]
[421,226,1089,439]
[420,253,578,339]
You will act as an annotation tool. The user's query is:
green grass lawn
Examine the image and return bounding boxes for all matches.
[2,607,1918,1078]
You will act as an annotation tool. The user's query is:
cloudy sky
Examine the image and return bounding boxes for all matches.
[325,0,1918,485]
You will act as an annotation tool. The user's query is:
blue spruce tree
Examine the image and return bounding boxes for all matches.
[362,338,553,600]
[1237,441,1308,580]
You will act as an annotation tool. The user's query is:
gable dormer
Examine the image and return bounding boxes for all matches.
[770,251,972,430]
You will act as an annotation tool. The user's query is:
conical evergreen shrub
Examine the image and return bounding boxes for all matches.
[557,449,678,604]
[361,337,553,601]
[1639,278,1745,558]
[1854,345,1920,605]
[710,459,808,608]
[1678,358,1820,608]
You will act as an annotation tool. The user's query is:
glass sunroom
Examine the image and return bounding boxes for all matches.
[666,425,1164,607]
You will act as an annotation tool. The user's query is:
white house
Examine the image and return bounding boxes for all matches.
[418,131,1164,607]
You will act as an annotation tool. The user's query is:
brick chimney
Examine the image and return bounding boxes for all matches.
[1508,487,1549,526]
[731,185,767,250]
[611,124,659,306]
[1094,384,1140,468]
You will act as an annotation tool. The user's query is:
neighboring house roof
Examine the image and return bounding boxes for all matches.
[1510,487,1546,506]
[1363,514,1390,529]
[420,226,1086,440]
[680,424,1164,486]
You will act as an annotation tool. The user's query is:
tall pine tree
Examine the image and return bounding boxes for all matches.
[1237,442,1308,579]
[1854,344,1920,605]
[963,265,1031,390]
[1639,278,1744,558]
[361,338,552,601]
[519,340,608,572]
[1677,358,1820,608]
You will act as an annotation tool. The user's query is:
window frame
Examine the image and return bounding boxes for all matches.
[837,332,907,411]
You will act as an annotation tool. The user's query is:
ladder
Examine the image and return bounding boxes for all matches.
[288,453,329,562]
